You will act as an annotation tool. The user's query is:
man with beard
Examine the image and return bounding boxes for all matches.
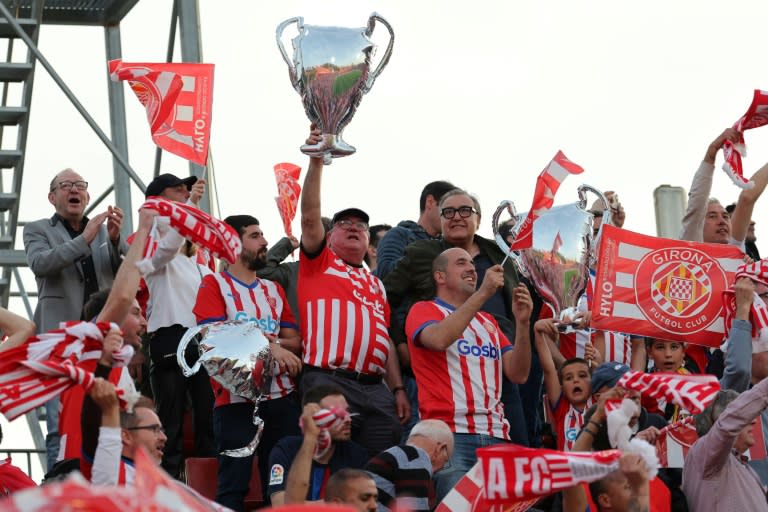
[193,214,303,511]
[268,385,369,506]
[24,167,127,470]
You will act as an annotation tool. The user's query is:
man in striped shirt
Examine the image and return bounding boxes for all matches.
[298,127,410,457]
[193,214,302,511]
[405,247,533,501]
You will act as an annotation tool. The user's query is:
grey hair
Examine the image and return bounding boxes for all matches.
[707,197,722,206]
[694,389,739,437]
[408,419,452,444]
[438,189,482,216]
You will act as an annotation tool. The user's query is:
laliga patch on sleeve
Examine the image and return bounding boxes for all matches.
[269,464,285,485]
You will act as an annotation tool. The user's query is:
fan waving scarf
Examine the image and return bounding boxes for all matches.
[722,89,768,189]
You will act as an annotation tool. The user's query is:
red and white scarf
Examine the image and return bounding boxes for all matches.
[723,260,768,351]
[510,151,584,251]
[299,407,350,461]
[617,370,719,415]
[138,198,242,270]
[0,322,138,420]
[722,89,768,189]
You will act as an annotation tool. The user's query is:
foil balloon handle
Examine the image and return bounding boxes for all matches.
[577,184,611,268]
[491,200,525,272]
[177,324,206,377]
[222,404,265,458]
[275,16,303,92]
[363,13,395,94]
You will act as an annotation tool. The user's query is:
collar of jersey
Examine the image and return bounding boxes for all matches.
[433,297,457,311]
[224,270,262,289]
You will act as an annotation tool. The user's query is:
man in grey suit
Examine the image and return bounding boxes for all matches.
[23,167,127,470]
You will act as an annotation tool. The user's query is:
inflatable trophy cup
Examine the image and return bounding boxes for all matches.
[276,13,394,164]
[178,321,274,456]
[491,185,611,332]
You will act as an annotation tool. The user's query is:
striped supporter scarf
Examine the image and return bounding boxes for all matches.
[617,370,719,415]
[722,89,768,189]
[301,407,351,461]
[436,445,622,512]
[0,321,138,420]
[722,259,768,351]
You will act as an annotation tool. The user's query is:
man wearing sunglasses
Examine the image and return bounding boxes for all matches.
[23,168,128,472]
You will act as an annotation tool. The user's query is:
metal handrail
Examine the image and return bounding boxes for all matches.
[0,448,45,479]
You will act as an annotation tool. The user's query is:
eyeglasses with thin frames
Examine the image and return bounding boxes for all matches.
[335,219,369,231]
[441,206,478,219]
[125,423,165,435]
[52,180,89,192]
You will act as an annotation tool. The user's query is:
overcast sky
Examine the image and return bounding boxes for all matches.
[6,0,768,468]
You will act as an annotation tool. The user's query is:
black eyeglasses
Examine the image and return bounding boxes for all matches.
[125,423,165,435]
[52,180,88,192]
[441,206,478,219]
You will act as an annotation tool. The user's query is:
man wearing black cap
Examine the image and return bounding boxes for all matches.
[298,126,409,457]
[141,172,214,478]
[144,172,199,201]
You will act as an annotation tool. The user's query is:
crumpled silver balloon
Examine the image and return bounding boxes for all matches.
[178,321,274,457]
[491,185,611,332]
[276,13,394,164]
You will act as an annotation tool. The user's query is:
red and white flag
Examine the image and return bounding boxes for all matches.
[274,162,302,237]
[510,151,584,251]
[617,370,720,415]
[591,225,744,347]
[656,416,768,468]
[109,59,214,166]
[551,231,564,257]
[140,198,241,265]
[0,322,137,420]
[722,89,768,189]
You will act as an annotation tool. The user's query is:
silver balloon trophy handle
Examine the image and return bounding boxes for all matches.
[490,200,522,268]
[577,184,611,268]
[364,13,394,93]
[177,324,205,377]
[275,17,303,92]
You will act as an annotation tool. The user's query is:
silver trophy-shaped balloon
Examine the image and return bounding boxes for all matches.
[276,13,394,165]
[491,185,611,332]
[178,321,274,457]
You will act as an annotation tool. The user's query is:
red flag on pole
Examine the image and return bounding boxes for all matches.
[511,151,584,251]
[591,225,744,347]
[273,162,302,237]
[109,59,214,166]
[722,89,768,189]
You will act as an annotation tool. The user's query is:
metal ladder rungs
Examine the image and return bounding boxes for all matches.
[0,106,27,125]
[0,62,32,82]
[0,149,21,168]
[0,249,27,266]
[0,191,17,211]
[0,19,37,39]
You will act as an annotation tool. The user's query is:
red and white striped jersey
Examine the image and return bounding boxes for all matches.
[193,271,298,404]
[406,298,512,440]
[551,394,593,451]
[298,245,391,375]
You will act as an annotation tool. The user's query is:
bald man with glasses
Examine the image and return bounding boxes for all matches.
[23,167,127,470]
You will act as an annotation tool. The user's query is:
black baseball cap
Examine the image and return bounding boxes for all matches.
[331,207,370,226]
[145,173,198,198]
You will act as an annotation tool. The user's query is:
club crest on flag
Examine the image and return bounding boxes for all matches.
[634,247,727,335]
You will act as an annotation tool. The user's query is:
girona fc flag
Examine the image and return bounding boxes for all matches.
[109,59,214,166]
[510,151,584,251]
[274,162,302,237]
[591,225,744,347]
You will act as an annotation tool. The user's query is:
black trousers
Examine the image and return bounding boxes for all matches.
[149,324,215,478]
